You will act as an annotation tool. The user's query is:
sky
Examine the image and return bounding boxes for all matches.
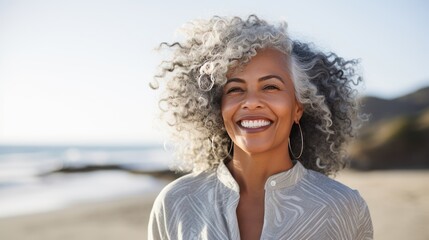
[1,0,428,145]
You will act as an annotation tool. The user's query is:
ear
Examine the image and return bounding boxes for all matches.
[294,101,304,123]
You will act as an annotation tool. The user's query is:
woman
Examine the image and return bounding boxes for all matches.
[148,15,373,240]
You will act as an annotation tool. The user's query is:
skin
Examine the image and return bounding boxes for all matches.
[221,48,303,240]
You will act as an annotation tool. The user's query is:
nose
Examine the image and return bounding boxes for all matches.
[242,90,263,110]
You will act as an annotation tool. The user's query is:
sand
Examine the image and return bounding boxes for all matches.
[336,169,429,240]
[0,193,158,240]
[1,170,428,240]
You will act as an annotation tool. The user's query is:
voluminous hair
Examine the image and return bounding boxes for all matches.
[151,15,365,176]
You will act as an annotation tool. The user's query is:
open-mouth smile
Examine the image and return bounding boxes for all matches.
[236,118,273,133]
[240,119,272,128]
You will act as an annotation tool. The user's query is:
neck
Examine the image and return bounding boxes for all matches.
[226,144,294,196]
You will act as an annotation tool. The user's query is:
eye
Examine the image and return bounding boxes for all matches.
[263,85,280,91]
[226,87,244,94]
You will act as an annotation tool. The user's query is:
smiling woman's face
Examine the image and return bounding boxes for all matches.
[221,48,303,155]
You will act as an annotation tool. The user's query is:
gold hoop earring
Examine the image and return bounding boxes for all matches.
[288,122,303,159]
[226,140,233,158]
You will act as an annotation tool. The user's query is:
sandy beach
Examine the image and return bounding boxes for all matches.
[1,170,428,240]
[336,169,429,240]
[0,193,158,240]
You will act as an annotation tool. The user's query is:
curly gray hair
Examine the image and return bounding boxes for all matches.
[151,15,365,176]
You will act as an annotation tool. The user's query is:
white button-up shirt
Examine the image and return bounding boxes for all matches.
[148,161,373,239]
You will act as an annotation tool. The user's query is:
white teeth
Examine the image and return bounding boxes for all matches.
[240,120,271,128]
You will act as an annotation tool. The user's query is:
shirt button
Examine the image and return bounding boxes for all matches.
[270,180,276,187]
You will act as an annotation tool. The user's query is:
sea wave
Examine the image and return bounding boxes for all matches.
[0,145,175,218]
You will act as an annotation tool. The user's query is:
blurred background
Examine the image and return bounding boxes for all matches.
[0,0,428,239]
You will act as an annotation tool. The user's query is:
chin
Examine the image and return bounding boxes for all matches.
[237,140,274,155]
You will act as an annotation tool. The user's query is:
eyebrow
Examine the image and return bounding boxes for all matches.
[259,75,284,83]
[225,75,284,84]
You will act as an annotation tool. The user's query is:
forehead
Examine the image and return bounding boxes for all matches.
[227,48,292,79]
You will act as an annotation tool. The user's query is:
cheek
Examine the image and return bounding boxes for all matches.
[221,96,235,119]
[221,103,233,126]
[220,99,227,120]
[221,99,237,134]
[270,96,296,119]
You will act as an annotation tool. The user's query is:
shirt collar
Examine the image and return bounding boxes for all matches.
[216,160,240,192]
[264,161,307,190]
[216,160,308,192]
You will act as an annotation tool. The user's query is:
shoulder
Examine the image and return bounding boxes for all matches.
[161,170,216,197]
[306,170,361,197]
[150,170,217,212]
[302,170,373,238]
[302,169,366,210]
[148,169,219,236]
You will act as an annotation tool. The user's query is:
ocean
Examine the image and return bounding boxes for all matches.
[0,145,174,218]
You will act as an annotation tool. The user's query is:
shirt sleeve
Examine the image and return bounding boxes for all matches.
[148,195,168,240]
[354,193,374,240]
